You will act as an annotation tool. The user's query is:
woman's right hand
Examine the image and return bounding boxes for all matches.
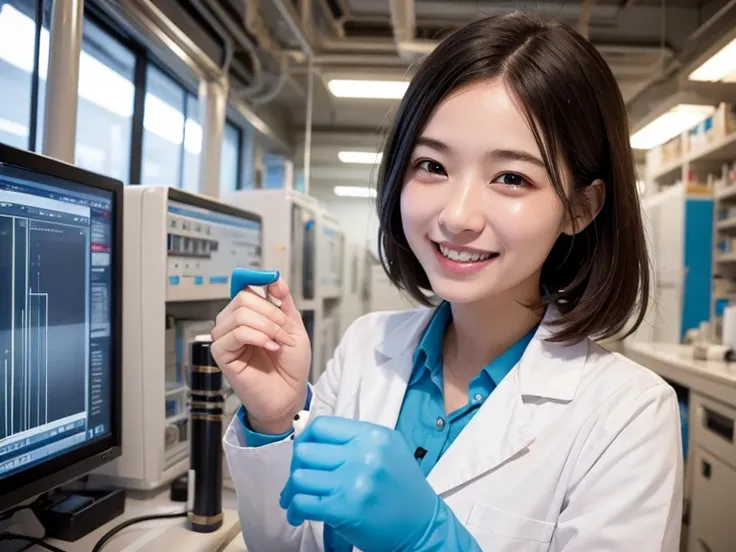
[210,277,312,434]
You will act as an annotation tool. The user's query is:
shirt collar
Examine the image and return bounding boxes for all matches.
[412,301,452,378]
[484,325,536,386]
[411,301,537,387]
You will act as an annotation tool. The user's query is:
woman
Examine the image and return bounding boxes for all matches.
[211,11,683,552]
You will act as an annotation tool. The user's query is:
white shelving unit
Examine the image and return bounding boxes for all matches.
[641,102,736,343]
[225,188,345,383]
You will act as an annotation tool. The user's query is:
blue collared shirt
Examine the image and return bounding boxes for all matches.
[239,302,536,551]
[396,301,536,477]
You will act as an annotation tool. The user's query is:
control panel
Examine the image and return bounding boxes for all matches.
[166,199,262,302]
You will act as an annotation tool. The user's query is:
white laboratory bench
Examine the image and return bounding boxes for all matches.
[623,341,736,552]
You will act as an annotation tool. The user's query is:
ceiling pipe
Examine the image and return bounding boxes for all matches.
[577,0,595,40]
[271,0,316,195]
[187,0,234,71]
[311,53,410,66]
[389,0,418,60]
[202,0,265,98]
[318,37,399,53]
[316,0,346,36]
[273,0,315,59]
[251,53,291,107]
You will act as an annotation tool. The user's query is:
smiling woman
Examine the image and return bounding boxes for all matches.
[378,13,645,345]
[400,80,583,304]
[214,10,682,552]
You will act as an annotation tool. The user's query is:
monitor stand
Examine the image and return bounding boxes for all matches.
[33,487,127,542]
[0,486,126,550]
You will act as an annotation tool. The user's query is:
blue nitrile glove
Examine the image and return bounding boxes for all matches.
[279,416,481,552]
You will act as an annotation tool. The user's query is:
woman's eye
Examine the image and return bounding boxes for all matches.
[417,160,446,175]
[493,172,528,187]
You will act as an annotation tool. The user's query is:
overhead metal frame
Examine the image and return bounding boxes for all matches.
[626,0,736,129]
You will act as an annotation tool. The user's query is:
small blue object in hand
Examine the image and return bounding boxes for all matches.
[279,416,442,552]
[230,268,280,299]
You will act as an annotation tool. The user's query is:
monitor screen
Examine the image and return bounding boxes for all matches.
[0,157,118,489]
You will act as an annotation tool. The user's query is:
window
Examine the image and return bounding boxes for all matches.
[295,170,305,193]
[0,2,239,195]
[140,65,201,189]
[181,94,201,192]
[219,121,240,196]
[74,21,136,183]
[141,65,186,186]
[0,0,49,151]
[263,153,288,189]
[240,125,255,189]
[0,2,135,185]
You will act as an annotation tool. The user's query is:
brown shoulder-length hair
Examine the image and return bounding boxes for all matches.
[376,11,649,344]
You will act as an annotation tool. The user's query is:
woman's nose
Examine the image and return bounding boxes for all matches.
[439,178,485,235]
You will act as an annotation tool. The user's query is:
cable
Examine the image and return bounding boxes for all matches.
[90,511,187,552]
[0,495,49,522]
[0,532,68,552]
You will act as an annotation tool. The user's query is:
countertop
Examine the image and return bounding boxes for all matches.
[623,341,736,404]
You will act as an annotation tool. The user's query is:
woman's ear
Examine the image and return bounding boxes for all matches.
[562,179,605,236]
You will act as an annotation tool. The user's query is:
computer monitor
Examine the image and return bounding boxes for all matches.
[0,144,123,512]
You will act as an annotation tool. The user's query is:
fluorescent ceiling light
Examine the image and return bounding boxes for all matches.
[334,186,376,198]
[630,104,716,150]
[338,151,383,164]
[688,38,736,82]
[328,79,409,99]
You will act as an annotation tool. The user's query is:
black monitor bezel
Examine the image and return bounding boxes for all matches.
[0,143,124,512]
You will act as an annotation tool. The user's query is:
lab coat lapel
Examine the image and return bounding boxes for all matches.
[426,376,535,496]
[357,348,414,429]
[425,307,587,496]
[357,307,438,429]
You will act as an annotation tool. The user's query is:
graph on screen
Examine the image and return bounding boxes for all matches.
[0,215,88,442]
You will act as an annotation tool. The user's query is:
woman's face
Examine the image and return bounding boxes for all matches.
[400,79,573,305]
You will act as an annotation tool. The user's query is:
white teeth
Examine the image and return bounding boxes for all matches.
[438,243,493,262]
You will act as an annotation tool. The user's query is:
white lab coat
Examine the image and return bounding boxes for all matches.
[223,306,683,552]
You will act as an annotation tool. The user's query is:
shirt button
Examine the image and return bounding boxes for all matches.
[474,393,484,402]
[436,417,445,430]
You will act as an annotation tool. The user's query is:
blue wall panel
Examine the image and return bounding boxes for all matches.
[682,198,714,339]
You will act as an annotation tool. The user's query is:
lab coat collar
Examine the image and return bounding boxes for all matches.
[359,303,589,496]
[375,305,438,358]
[374,305,587,403]
[516,306,588,402]
[357,307,435,431]
[372,304,587,402]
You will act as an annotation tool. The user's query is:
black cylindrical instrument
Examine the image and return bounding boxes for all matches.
[187,339,223,533]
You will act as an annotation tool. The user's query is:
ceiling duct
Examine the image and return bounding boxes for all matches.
[389,0,433,60]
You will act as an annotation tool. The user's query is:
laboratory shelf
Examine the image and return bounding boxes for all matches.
[716,186,736,202]
[716,252,736,264]
[716,218,736,232]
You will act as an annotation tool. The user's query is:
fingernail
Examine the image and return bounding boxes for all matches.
[269,295,283,308]
[266,340,280,351]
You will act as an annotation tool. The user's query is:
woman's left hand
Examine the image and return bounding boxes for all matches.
[279,416,441,552]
